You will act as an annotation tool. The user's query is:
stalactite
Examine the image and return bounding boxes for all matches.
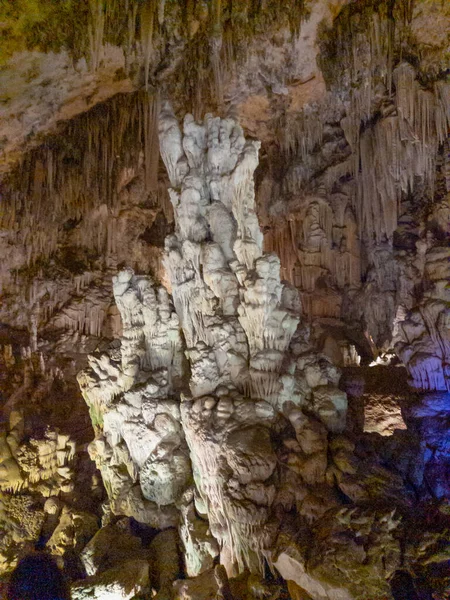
[170,0,308,116]
[210,0,224,107]
[140,0,156,90]
[276,105,324,160]
[353,63,448,245]
[1,91,160,271]
[395,62,416,126]
[319,6,450,248]
[141,92,160,192]
[124,0,139,75]
[435,81,450,143]
[88,0,105,71]
[158,0,166,26]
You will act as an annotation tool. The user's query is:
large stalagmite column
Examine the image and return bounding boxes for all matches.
[79,106,349,583]
[158,105,347,575]
[159,104,304,404]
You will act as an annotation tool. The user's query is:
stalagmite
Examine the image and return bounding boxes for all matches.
[158,105,348,575]
[78,267,185,525]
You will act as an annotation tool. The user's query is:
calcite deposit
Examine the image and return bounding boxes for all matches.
[75,107,449,599]
[0,0,450,598]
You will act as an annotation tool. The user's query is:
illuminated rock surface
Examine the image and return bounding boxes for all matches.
[0,0,450,598]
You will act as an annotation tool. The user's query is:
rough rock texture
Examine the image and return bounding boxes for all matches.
[341,366,408,436]
[0,0,450,598]
[73,108,450,599]
[78,267,185,527]
[71,559,150,600]
[0,348,100,573]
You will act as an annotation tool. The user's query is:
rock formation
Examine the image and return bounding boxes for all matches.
[76,107,449,599]
[78,267,185,528]
[0,0,450,598]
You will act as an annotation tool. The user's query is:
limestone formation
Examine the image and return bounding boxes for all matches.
[71,559,150,600]
[78,268,185,527]
[73,106,450,598]
[0,350,98,573]
[1,1,450,598]
[158,107,351,576]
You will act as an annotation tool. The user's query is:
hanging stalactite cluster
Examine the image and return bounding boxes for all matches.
[0,90,160,268]
[317,0,450,245]
[0,0,311,299]
[256,0,450,324]
[275,0,450,246]
[1,0,308,117]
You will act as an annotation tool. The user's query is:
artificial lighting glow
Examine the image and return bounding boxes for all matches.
[369,352,396,367]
